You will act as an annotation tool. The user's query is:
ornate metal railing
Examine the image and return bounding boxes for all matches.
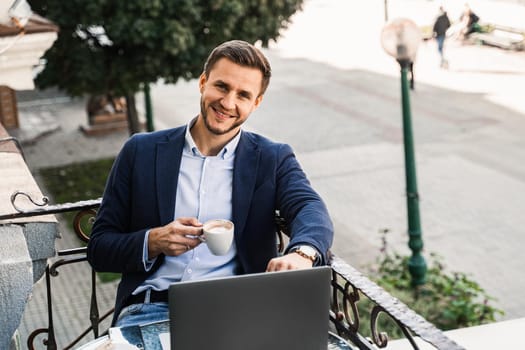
[329,257,464,349]
[1,193,110,350]
[277,212,464,350]
[1,192,464,350]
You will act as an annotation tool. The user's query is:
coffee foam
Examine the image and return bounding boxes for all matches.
[207,226,228,233]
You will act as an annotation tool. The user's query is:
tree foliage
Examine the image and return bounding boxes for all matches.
[29,0,303,97]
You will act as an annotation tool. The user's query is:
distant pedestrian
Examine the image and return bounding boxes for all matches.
[433,6,451,68]
[459,3,480,40]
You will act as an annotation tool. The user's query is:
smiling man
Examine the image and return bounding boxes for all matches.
[87,40,334,328]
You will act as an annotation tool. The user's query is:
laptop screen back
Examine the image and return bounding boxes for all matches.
[168,266,332,350]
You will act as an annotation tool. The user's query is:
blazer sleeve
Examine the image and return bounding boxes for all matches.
[87,136,155,273]
[275,144,334,264]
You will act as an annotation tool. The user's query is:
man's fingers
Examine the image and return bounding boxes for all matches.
[266,253,313,272]
[169,218,204,237]
[168,236,202,255]
[266,258,294,272]
[149,218,204,257]
[177,217,203,227]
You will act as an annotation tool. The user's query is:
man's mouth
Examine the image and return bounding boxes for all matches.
[212,106,234,120]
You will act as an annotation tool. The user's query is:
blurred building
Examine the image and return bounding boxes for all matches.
[0,0,58,129]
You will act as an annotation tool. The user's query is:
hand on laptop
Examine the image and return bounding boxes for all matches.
[148,217,203,258]
[266,253,313,272]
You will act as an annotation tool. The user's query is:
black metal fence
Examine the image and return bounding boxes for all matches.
[1,192,464,350]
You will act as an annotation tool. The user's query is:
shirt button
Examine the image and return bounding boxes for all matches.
[187,268,193,274]
[195,257,200,262]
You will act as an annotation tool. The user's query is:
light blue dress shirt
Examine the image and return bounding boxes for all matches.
[134,119,240,294]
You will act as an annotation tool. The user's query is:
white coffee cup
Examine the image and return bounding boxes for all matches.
[202,219,234,256]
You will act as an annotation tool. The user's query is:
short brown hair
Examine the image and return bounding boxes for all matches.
[203,40,272,96]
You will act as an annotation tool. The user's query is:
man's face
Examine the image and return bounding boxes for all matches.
[199,58,263,136]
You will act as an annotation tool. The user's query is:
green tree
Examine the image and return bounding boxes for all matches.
[29,0,303,134]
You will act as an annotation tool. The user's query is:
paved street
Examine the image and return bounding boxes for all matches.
[14,0,525,347]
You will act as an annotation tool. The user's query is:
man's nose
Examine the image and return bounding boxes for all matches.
[220,92,235,110]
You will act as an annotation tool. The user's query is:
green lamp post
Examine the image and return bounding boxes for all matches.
[380,18,427,286]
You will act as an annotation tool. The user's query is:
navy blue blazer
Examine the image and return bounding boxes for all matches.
[87,126,333,323]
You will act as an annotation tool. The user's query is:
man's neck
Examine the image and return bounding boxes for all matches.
[190,117,238,156]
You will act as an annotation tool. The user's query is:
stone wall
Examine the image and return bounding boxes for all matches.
[0,122,58,349]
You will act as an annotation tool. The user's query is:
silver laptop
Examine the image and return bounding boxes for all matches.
[168,266,332,350]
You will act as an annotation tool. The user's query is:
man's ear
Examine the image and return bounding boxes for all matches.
[198,73,206,93]
[254,94,264,109]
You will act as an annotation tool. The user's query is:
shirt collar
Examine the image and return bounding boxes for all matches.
[184,117,241,159]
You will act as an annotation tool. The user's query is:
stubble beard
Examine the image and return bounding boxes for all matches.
[200,97,243,136]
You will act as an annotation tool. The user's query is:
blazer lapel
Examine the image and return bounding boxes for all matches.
[232,133,260,239]
[156,127,185,225]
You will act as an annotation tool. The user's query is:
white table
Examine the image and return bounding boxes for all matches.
[76,320,355,349]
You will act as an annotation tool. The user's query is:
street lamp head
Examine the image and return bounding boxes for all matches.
[380,18,421,66]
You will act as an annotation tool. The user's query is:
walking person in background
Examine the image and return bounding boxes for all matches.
[433,6,451,68]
